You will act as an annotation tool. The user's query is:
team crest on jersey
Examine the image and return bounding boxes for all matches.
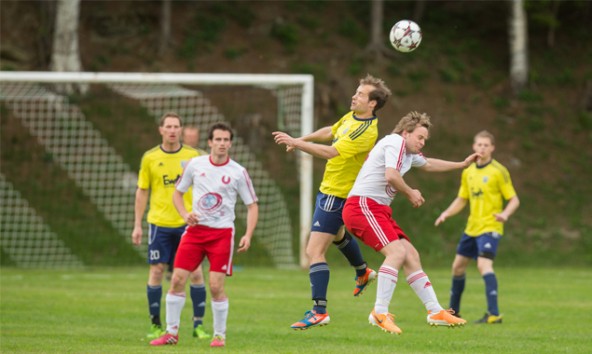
[197,192,223,214]
[483,176,489,183]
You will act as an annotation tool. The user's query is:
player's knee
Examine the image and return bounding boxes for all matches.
[209,283,224,298]
[332,231,351,246]
[149,263,166,281]
[305,246,324,261]
[384,242,406,263]
[170,271,189,290]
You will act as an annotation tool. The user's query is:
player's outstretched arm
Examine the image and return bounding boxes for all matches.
[421,152,481,172]
[272,131,339,160]
[294,126,333,144]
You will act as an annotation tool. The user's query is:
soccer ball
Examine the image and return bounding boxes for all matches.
[389,20,422,53]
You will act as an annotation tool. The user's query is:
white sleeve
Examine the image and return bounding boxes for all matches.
[384,144,399,169]
[175,158,195,193]
[384,136,404,170]
[412,153,427,167]
[237,168,258,205]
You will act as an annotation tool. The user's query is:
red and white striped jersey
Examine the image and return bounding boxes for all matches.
[348,134,426,205]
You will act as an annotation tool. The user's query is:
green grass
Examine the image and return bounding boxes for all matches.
[1,266,590,353]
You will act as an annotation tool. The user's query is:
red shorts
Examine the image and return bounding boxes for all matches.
[343,196,410,251]
[174,224,234,276]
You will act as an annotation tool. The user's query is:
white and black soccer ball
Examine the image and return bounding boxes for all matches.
[389,20,422,53]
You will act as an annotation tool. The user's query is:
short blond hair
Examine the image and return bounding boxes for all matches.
[393,111,432,135]
[474,130,495,145]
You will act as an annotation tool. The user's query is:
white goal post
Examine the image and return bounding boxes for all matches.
[0,71,314,268]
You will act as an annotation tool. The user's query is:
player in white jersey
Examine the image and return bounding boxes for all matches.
[343,111,480,334]
[150,122,258,348]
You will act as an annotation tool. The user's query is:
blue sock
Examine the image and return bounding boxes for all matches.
[310,262,330,314]
[334,232,367,277]
[190,284,207,328]
[147,285,162,326]
[483,272,499,315]
[449,274,466,314]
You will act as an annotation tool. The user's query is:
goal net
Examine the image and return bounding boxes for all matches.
[0,72,314,268]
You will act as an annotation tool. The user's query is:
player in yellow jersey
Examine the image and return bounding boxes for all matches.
[273,74,392,329]
[132,113,210,340]
[161,125,208,283]
[435,130,520,324]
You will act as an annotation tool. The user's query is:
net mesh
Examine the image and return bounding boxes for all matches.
[1,80,303,268]
[0,174,84,268]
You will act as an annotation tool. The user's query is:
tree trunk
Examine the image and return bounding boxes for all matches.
[365,0,390,58]
[547,0,561,48]
[413,0,426,23]
[509,0,528,94]
[159,0,172,56]
[50,0,87,94]
[370,0,383,48]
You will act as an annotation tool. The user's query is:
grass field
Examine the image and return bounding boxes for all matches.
[1,266,590,353]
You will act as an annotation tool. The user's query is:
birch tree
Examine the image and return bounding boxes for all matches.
[51,0,87,94]
[509,0,528,94]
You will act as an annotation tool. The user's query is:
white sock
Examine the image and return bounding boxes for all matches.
[211,298,229,338]
[165,292,186,335]
[406,270,443,313]
[374,265,398,314]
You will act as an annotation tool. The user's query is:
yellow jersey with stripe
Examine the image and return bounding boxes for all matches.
[320,111,378,198]
[137,145,201,227]
[458,159,517,236]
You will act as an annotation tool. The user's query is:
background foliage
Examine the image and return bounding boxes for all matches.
[1,1,591,267]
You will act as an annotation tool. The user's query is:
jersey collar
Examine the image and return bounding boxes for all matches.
[352,113,377,121]
[209,156,230,166]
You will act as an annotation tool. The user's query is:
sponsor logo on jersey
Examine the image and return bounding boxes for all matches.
[471,188,484,198]
[163,174,181,186]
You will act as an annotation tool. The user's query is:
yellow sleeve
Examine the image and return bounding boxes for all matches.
[458,168,470,199]
[331,116,344,137]
[498,166,517,201]
[137,153,151,189]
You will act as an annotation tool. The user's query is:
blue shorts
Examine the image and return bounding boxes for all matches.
[311,192,346,235]
[456,232,501,260]
[147,224,187,265]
